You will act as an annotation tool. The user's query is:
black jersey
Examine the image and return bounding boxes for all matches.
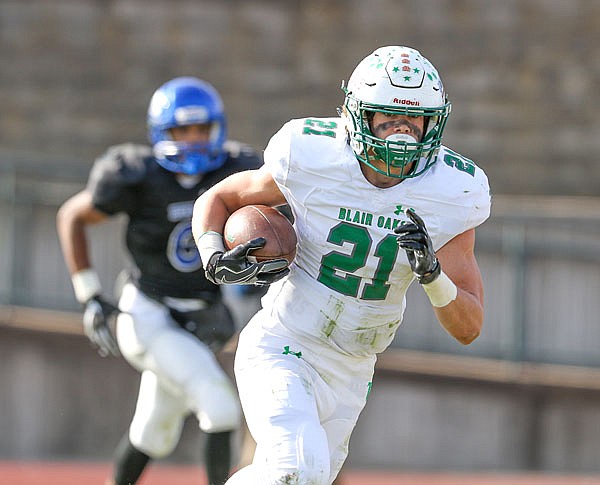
[87,141,262,299]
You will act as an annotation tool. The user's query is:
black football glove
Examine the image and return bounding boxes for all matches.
[82,295,121,357]
[395,209,440,284]
[205,237,290,286]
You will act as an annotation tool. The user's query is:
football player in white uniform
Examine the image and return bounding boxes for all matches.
[192,46,491,485]
[57,77,264,485]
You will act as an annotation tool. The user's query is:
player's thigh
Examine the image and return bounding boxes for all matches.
[237,352,329,465]
[118,283,229,389]
[116,282,173,361]
[118,284,239,431]
[141,323,240,430]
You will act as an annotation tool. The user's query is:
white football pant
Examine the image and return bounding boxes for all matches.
[115,282,241,457]
[226,309,375,485]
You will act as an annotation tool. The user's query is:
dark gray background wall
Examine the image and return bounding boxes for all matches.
[1,0,599,195]
[1,0,600,474]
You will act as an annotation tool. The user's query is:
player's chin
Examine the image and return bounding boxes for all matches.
[367,155,411,182]
[379,177,402,187]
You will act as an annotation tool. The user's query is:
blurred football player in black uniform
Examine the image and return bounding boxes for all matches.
[57,77,263,485]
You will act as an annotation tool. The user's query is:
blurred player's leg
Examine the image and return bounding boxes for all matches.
[205,430,232,485]
[118,284,240,434]
[117,283,240,483]
[105,371,188,485]
[106,433,150,485]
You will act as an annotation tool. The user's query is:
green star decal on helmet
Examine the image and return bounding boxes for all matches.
[413,67,420,73]
[393,66,400,72]
[404,76,411,81]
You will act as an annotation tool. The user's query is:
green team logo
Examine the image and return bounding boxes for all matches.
[282,346,302,359]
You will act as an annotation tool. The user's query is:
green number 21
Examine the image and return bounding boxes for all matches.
[317,222,400,300]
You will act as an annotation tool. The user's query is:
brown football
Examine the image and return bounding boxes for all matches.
[223,205,297,264]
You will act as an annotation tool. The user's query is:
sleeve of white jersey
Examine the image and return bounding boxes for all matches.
[424,158,492,251]
[263,120,295,200]
[466,168,492,230]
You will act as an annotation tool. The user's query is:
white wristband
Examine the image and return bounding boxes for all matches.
[196,231,226,266]
[422,270,458,308]
[71,268,102,304]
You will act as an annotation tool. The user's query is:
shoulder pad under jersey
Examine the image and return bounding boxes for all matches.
[223,140,263,170]
[89,143,152,185]
[87,143,153,214]
[406,145,491,248]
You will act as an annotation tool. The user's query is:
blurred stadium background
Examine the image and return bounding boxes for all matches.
[1,1,600,483]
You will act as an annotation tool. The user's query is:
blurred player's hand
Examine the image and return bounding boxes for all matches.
[83,295,121,357]
[205,237,289,286]
[395,208,440,284]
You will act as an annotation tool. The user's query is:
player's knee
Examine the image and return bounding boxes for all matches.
[232,464,329,485]
[129,416,183,458]
[191,380,241,432]
[129,429,179,458]
[266,467,329,485]
[265,421,330,484]
[296,454,330,484]
[196,390,241,432]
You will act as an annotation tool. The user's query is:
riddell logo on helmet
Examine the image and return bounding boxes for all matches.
[393,98,420,106]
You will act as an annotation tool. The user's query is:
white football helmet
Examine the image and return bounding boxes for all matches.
[342,46,451,178]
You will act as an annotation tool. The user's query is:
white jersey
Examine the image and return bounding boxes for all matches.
[260,116,491,357]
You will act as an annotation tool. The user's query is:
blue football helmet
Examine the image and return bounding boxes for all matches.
[147,77,227,175]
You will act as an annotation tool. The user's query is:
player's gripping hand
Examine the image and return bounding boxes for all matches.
[205,237,289,286]
[395,209,440,284]
[82,295,121,357]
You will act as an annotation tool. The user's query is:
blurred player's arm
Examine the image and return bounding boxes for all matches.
[57,190,120,356]
[57,190,108,276]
